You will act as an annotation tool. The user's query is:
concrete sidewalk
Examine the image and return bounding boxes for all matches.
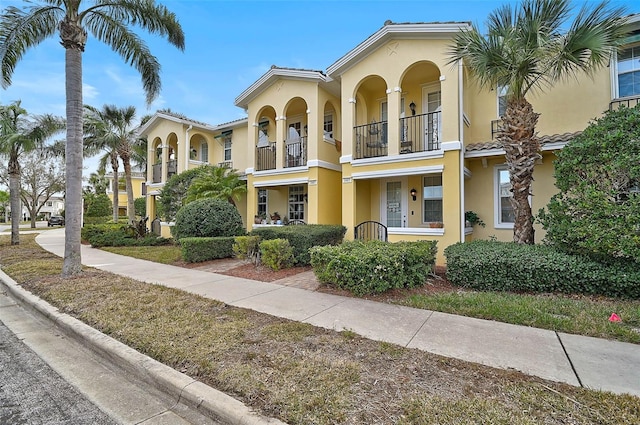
[34,229,640,397]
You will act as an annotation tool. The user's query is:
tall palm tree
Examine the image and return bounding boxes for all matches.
[0,1,184,276]
[185,165,247,207]
[84,104,142,224]
[448,0,628,244]
[0,101,65,244]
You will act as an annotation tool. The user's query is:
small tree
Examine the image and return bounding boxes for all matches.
[185,165,247,206]
[538,105,640,264]
[18,149,65,228]
[84,193,112,218]
[157,166,207,222]
[172,198,244,240]
[134,197,146,218]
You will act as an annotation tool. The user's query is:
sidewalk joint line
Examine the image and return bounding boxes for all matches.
[405,310,434,348]
[556,331,583,388]
[301,298,349,322]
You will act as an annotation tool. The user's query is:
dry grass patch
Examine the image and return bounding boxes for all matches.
[1,235,639,424]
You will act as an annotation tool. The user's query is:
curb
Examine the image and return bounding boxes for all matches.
[0,269,286,425]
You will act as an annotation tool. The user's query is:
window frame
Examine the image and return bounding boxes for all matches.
[422,174,443,224]
[616,43,640,98]
[257,189,267,218]
[288,185,305,221]
[494,165,515,229]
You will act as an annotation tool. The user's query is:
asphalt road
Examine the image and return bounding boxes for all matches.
[0,320,116,425]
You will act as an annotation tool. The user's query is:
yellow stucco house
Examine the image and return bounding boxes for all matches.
[106,171,147,217]
[139,15,640,264]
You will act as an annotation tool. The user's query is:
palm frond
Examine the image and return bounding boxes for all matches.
[0,4,62,88]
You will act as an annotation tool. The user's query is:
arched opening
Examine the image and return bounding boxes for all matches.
[284,97,308,168]
[151,137,162,183]
[255,106,277,171]
[353,75,389,159]
[166,133,178,178]
[399,61,442,154]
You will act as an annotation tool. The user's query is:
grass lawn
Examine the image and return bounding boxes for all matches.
[101,245,182,264]
[1,235,640,424]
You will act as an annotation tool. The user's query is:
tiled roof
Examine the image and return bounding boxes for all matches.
[269,65,325,76]
[466,131,582,152]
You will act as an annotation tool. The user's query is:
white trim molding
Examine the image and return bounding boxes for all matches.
[352,165,444,180]
[389,227,445,237]
[441,141,462,151]
[307,159,342,172]
[253,177,310,187]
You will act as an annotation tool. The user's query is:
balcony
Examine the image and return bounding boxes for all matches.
[354,121,388,159]
[256,143,276,171]
[167,159,177,179]
[610,95,640,111]
[217,160,233,169]
[491,119,502,140]
[399,111,441,154]
[284,137,307,168]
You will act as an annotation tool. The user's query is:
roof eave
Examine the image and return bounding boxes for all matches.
[235,68,327,109]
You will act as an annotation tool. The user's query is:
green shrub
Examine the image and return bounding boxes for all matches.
[172,198,244,241]
[82,223,170,247]
[180,237,235,263]
[83,216,111,225]
[134,197,146,217]
[444,241,640,299]
[157,167,208,222]
[233,235,261,260]
[251,224,346,265]
[84,193,112,217]
[538,105,640,264]
[260,239,294,271]
[310,240,437,296]
[81,223,124,242]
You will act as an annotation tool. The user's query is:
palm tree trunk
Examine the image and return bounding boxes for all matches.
[122,156,136,225]
[62,47,84,277]
[499,98,541,244]
[111,153,119,222]
[8,157,20,245]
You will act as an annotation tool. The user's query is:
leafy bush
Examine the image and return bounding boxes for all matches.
[157,167,208,222]
[251,225,346,265]
[83,216,111,225]
[260,239,295,271]
[233,235,261,261]
[180,237,235,263]
[171,198,244,241]
[84,193,112,217]
[81,223,124,242]
[310,240,437,296]
[538,105,640,264]
[134,197,146,217]
[444,241,640,299]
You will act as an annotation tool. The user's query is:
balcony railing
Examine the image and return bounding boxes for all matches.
[284,137,307,168]
[610,95,640,111]
[167,159,177,179]
[152,163,162,183]
[491,119,502,140]
[256,143,276,171]
[354,121,388,159]
[217,160,233,169]
[399,111,441,154]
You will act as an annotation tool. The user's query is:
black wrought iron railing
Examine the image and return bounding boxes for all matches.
[610,95,640,111]
[491,119,502,140]
[152,163,162,183]
[256,143,276,171]
[399,111,441,154]
[167,159,177,179]
[217,160,233,169]
[353,121,388,159]
[284,137,307,168]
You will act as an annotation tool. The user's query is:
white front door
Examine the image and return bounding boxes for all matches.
[382,179,407,227]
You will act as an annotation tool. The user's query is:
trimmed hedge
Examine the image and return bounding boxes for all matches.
[310,240,437,296]
[82,223,171,247]
[251,224,346,265]
[444,241,640,299]
[180,237,236,263]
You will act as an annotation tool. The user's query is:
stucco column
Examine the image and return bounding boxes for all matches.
[387,88,401,156]
[160,140,169,183]
[276,116,285,169]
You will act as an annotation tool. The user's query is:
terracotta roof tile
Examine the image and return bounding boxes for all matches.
[465,131,582,152]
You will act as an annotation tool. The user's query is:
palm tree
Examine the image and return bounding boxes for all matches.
[0,101,65,244]
[84,104,142,224]
[448,0,628,244]
[0,1,184,276]
[185,165,247,207]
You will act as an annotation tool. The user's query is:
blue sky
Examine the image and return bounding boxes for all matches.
[1,0,638,175]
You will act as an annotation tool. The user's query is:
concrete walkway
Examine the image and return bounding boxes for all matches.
[32,229,640,397]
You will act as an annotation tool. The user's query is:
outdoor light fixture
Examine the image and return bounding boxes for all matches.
[409,101,416,116]
[410,188,417,201]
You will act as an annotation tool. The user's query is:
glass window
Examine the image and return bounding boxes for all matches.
[497,85,508,117]
[224,138,231,161]
[257,189,267,218]
[496,167,515,225]
[324,113,333,139]
[423,175,443,223]
[288,185,305,220]
[201,141,208,163]
[618,45,640,98]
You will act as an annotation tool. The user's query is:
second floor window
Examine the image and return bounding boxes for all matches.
[324,113,333,140]
[224,137,232,161]
[618,44,640,98]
